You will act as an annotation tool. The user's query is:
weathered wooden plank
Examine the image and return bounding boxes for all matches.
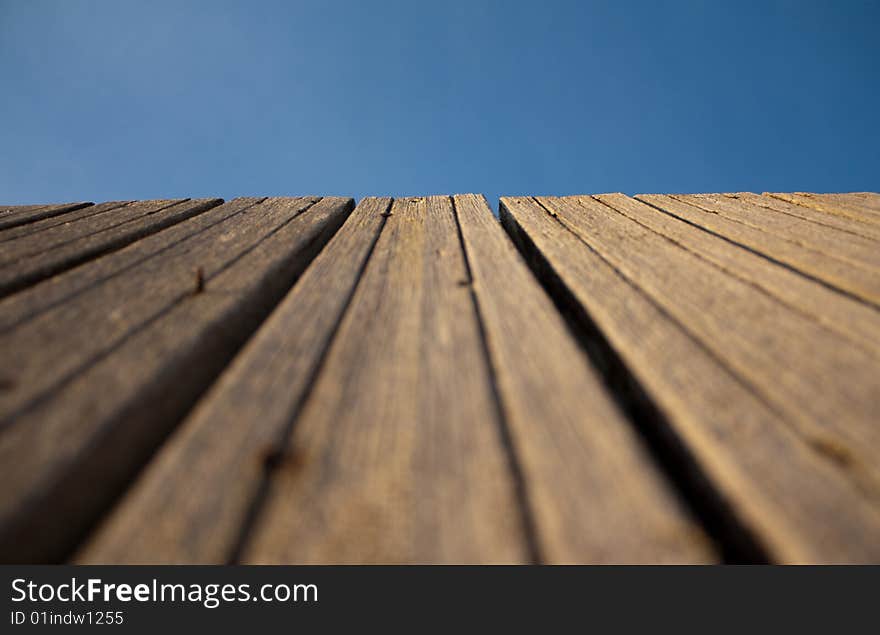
[1,204,45,216]
[839,193,880,212]
[0,200,178,262]
[79,197,391,564]
[727,193,880,243]
[0,198,262,333]
[798,193,880,215]
[449,194,710,563]
[0,197,353,563]
[0,198,223,297]
[0,200,131,242]
[501,195,880,562]
[676,194,880,271]
[0,203,93,231]
[0,199,184,263]
[637,194,880,307]
[594,194,880,358]
[232,196,535,564]
[547,195,880,492]
[0,197,311,423]
[769,192,880,225]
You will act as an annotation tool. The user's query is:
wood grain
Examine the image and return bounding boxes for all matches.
[0,203,93,232]
[4,190,879,564]
[0,198,262,333]
[0,197,352,563]
[452,194,712,563]
[594,194,880,358]
[726,193,880,242]
[676,193,880,272]
[1,204,45,216]
[837,193,880,212]
[545,195,880,497]
[769,192,880,225]
[0,200,131,243]
[239,196,533,564]
[0,200,177,262]
[501,195,880,563]
[0,198,222,297]
[79,197,390,564]
[637,194,880,307]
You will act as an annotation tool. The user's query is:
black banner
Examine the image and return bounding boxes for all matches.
[2,566,877,630]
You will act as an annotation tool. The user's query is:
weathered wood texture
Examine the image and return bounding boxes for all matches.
[679,193,880,270]
[79,197,393,563]
[451,194,710,563]
[0,196,353,562]
[83,196,710,564]
[769,192,880,225]
[3,191,879,564]
[226,196,532,563]
[0,201,130,242]
[636,194,880,306]
[728,193,880,242]
[0,202,93,231]
[0,198,224,297]
[503,194,880,563]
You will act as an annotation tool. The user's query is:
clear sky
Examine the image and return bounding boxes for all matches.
[2,0,878,209]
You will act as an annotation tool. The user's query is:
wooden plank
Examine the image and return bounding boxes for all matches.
[769,192,880,225]
[0,203,93,231]
[0,197,353,563]
[797,193,880,215]
[0,197,312,425]
[460,194,710,563]
[0,198,221,297]
[501,195,880,562]
[637,194,880,307]
[546,195,880,491]
[727,193,880,243]
[232,196,536,564]
[79,197,391,564]
[1,204,45,216]
[594,194,880,358]
[0,200,131,243]
[0,198,262,333]
[839,193,880,211]
[677,194,880,271]
[0,199,183,263]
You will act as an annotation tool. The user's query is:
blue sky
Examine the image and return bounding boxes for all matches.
[2,0,878,209]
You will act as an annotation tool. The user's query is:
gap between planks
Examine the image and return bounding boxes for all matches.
[501,195,880,563]
[80,195,714,564]
[0,197,353,563]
